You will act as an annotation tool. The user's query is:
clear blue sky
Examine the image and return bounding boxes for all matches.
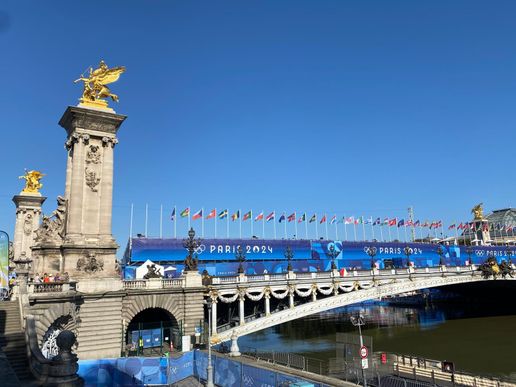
[0,1,515,247]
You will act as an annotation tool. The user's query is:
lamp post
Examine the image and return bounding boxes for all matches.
[466,246,473,266]
[285,246,293,272]
[183,228,201,272]
[366,246,377,270]
[437,245,445,267]
[204,298,214,387]
[403,246,412,268]
[236,246,246,274]
[350,314,367,387]
[328,244,338,271]
[506,244,513,266]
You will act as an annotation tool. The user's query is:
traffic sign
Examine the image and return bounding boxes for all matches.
[359,346,368,359]
[361,358,369,369]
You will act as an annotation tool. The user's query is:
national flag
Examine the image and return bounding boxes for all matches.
[388,218,397,226]
[231,210,240,221]
[355,217,363,225]
[266,212,275,222]
[414,220,421,227]
[192,209,203,220]
[218,209,228,219]
[373,217,381,226]
[287,213,296,222]
[298,213,306,223]
[469,223,475,230]
[345,217,354,225]
[320,215,327,224]
[180,207,190,218]
[243,211,252,221]
[330,215,337,224]
[279,213,286,223]
[382,217,389,226]
[254,212,264,221]
[436,220,442,228]
[406,220,414,227]
[365,217,373,224]
[206,209,216,219]
[506,224,513,232]
[483,223,489,232]
[397,219,405,227]
[448,224,456,230]
[457,223,463,230]
[170,208,176,221]
[309,214,317,223]
[421,221,430,228]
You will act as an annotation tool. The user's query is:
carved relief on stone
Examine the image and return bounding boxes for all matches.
[85,167,100,192]
[77,251,104,274]
[23,213,33,236]
[85,145,101,164]
[34,196,68,243]
[102,136,119,148]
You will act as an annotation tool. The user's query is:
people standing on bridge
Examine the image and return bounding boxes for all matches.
[33,273,42,283]
[43,273,50,283]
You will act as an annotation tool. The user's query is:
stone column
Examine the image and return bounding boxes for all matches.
[211,298,218,335]
[238,292,245,326]
[311,287,317,302]
[288,287,294,309]
[58,106,126,281]
[264,289,271,316]
[12,193,46,262]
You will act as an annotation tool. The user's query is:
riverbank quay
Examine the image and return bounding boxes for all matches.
[78,349,349,386]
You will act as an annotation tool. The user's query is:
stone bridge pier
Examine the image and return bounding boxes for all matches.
[25,279,204,359]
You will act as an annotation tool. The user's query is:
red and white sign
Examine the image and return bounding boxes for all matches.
[360,346,368,359]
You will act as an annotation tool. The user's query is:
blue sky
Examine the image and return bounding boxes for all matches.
[0,1,515,247]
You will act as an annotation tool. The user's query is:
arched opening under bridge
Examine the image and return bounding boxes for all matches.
[125,308,181,356]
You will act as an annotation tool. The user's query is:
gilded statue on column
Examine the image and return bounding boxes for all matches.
[471,203,484,220]
[74,60,125,110]
[19,170,44,194]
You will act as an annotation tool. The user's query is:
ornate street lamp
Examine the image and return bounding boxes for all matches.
[506,244,513,265]
[437,245,445,267]
[403,246,412,268]
[366,246,377,270]
[328,244,338,271]
[204,298,214,387]
[183,228,201,272]
[236,246,246,274]
[466,246,473,266]
[350,315,367,387]
[285,246,294,272]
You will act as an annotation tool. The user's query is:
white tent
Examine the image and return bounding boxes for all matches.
[135,259,164,279]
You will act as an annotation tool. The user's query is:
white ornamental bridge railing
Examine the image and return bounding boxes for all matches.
[204,265,516,351]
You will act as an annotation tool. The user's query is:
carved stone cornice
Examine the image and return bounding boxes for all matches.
[59,106,126,137]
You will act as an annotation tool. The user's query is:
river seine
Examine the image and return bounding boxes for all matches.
[239,283,516,381]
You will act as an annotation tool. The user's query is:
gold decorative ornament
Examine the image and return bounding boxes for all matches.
[19,170,44,194]
[74,60,125,111]
[471,203,484,220]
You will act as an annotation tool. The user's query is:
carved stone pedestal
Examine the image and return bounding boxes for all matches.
[12,193,46,263]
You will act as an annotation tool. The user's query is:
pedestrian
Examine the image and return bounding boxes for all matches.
[34,273,41,283]
[43,273,50,283]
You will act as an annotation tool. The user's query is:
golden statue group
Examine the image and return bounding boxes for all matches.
[74,60,125,110]
[19,170,44,194]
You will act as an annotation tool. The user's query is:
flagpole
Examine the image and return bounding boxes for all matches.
[273,211,277,239]
[262,210,265,238]
[440,222,444,240]
[239,209,242,239]
[353,220,357,242]
[388,224,392,242]
[370,218,375,241]
[361,217,366,241]
[227,211,229,238]
[454,222,458,241]
[174,206,177,238]
[325,216,328,240]
[335,221,338,240]
[305,215,308,239]
[294,212,298,239]
[129,203,134,249]
[202,207,205,237]
[396,222,400,241]
[344,216,347,241]
[188,207,191,230]
[403,224,407,242]
[379,222,383,242]
[160,204,163,238]
[284,214,287,239]
[251,212,254,238]
[418,225,422,241]
[215,208,217,239]
[315,213,318,239]
[145,203,148,237]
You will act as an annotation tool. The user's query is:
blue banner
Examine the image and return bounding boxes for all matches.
[130,238,312,262]
[0,231,8,290]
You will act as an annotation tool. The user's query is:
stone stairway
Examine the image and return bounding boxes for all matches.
[0,301,33,382]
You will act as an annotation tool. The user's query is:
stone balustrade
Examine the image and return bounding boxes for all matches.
[122,278,185,290]
[28,282,76,294]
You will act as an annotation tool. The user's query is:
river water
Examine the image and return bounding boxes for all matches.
[239,285,516,381]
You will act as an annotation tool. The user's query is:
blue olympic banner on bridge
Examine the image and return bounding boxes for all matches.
[129,238,312,262]
[0,231,9,289]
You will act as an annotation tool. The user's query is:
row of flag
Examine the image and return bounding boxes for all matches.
[171,208,449,228]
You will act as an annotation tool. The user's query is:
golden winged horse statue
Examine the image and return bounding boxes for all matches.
[74,61,125,109]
